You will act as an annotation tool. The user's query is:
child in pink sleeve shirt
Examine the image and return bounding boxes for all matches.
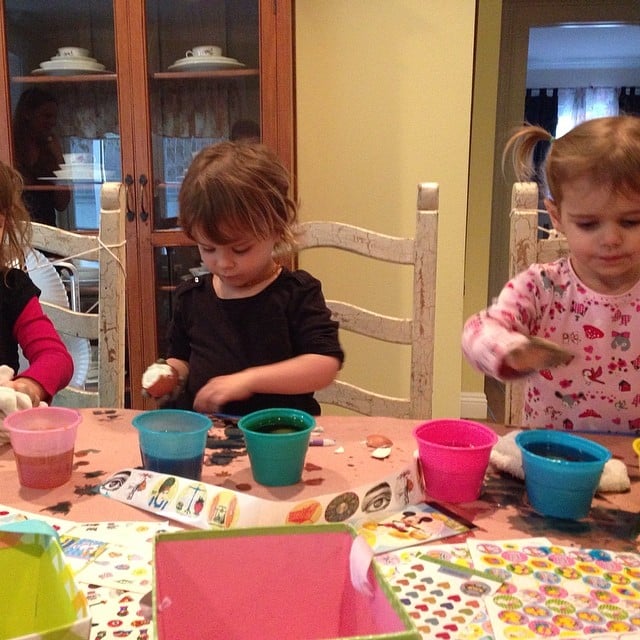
[463,115,640,433]
[0,161,73,408]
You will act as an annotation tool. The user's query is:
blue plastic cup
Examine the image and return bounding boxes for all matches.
[238,408,316,486]
[132,409,211,480]
[516,430,611,520]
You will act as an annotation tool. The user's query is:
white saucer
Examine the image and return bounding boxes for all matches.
[51,55,99,64]
[31,68,110,76]
[41,59,105,70]
[168,56,244,72]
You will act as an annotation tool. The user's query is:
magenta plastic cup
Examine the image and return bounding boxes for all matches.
[4,406,81,489]
[413,418,498,503]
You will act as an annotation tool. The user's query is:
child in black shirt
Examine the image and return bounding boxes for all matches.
[142,142,343,415]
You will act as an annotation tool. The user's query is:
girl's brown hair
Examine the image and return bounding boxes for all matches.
[503,115,640,206]
[0,161,32,274]
[178,141,298,251]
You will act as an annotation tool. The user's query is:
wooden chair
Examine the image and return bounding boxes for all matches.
[505,181,569,425]
[29,182,127,408]
[297,182,438,419]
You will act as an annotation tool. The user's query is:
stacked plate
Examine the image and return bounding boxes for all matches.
[32,52,107,76]
[48,153,102,182]
[168,54,245,72]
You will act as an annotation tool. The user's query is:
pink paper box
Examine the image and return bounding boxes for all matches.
[153,524,419,640]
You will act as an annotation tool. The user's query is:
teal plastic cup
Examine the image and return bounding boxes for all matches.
[516,430,611,520]
[132,409,211,481]
[238,408,316,486]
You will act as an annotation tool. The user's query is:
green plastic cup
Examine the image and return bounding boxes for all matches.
[238,408,316,486]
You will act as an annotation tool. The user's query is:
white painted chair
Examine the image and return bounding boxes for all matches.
[297,182,438,419]
[505,181,569,425]
[29,182,126,408]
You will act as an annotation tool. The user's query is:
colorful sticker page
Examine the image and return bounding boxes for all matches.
[377,541,474,572]
[62,520,177,593]
[84,584,153,639]
[99,464,424,530]
[380,550,502,639]
[0,502,78,535]
[469,540,640,640]
[376,539,550,640]
[377,543,494,640]
[353,502,472,554]
[72,539,154,594]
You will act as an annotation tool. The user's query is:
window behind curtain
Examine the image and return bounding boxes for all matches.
[556,87,619,137]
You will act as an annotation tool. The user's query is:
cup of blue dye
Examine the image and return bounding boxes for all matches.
[515,429,611,520]
[238,408,315,486]
[132,409,211,480]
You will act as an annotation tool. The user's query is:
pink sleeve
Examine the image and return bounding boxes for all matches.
[461,269,539,381]
[13,296,74,401]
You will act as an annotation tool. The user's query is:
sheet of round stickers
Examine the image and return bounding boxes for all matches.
[467,538,640,640]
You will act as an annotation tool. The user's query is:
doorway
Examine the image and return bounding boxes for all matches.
[485,0,640,423]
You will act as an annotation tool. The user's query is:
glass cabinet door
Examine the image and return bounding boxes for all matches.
[0,1,119,396]
[3,1,120,232]
[120,0,293,408]
[147,0,262,358]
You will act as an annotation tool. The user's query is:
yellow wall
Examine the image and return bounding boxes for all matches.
[295,1,483,417]
[464,2,503,401]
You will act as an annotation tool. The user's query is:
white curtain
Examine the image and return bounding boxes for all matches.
[556,87,619,137]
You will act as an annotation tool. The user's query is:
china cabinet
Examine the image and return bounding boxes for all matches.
[0,0,294,408]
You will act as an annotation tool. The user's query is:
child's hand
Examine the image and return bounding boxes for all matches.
[504,337,574,373]
[193,372,253,413]
[141,360,180,403]
[1,378,43,407]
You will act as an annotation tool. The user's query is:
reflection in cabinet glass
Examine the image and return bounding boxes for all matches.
[5,1,118,232]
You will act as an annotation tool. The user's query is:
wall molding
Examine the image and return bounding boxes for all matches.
[460,392,487,420]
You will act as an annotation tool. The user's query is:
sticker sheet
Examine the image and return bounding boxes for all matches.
[84,585,152,639]
[0,503,77,534]
[98,464,424,531]
[378,548,502,639]
[374,538,552,640]
[469,539,640,639]
[353,502,472,554]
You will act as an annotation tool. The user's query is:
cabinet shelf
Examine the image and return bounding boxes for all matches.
[24,183,108,190]
[153,68,259,80]
[12,74,117,84]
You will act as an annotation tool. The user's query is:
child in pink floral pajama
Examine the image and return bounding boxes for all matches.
[463,115,640,433]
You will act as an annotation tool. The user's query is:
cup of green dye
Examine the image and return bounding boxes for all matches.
[238,408,316,486]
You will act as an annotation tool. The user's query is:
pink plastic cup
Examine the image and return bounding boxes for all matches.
[413,418,498,503]
[4,406,81,489]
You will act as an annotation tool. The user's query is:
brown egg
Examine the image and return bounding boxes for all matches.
[144,370,178,399]
[366,434,393,448]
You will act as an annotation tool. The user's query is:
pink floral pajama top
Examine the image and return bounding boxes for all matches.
[462,257,640,433]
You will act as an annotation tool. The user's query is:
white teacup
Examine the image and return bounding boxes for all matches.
[57,46,90,58]
[185,45,222,58]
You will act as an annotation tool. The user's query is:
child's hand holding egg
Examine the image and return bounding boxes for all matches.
[142,360,180,401]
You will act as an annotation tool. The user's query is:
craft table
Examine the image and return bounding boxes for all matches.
[2,409,640,640]
[0,409,638,550]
